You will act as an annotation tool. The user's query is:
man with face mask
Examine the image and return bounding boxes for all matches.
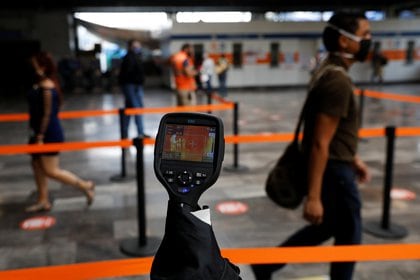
[252,12,371,280]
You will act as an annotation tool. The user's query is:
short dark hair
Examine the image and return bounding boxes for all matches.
[128,39,139,48]
[181,43,191,51]
[322,11,367,52]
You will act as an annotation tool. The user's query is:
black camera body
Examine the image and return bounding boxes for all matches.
[154,112,225,207]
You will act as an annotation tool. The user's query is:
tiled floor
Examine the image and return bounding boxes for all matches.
[0,83,420,279]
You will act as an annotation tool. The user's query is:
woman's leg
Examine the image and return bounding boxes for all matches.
[40,155,95,205]
[32,157,49,202]
[26,157,52,212]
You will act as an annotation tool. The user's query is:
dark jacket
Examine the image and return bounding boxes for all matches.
[151,201,242,280]
[118,51,145,85]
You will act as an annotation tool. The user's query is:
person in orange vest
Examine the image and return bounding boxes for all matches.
[171,43,198,106]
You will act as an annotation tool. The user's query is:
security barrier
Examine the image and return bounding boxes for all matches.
[1,125,419,244]
[0,89,419,278]
[0,139,133,154]
[355,88,420,104]
[355,88,420,130]
[0,109,119,122]
[0,97,235,181]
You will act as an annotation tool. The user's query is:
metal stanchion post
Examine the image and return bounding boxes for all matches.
[120,137,160,256]
[224,102,248,172]
[111,108,133,182]
[364,126,408,239]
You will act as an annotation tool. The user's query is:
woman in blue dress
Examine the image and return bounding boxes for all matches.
[26,51,95,212]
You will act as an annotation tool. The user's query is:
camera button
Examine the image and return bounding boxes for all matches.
[178,187,190,193]
[195,172,207,178]
[178,171,192,185]
[164,170,175,175]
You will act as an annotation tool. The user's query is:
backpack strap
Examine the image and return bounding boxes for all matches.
[292,64,347,143]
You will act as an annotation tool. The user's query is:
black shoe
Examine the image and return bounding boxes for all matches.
[251,265,271,280]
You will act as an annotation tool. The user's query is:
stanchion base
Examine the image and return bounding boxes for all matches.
[364,220,408,239]
[223,165,249,173]
[110,174,135,182]
[120,236,161,257]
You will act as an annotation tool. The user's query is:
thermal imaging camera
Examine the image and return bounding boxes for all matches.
[154,112,225,207]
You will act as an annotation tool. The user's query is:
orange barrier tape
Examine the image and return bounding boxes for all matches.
[1,244,420,280]
[210,92,232,104]
[223,244,420,264]
[224,126,420,144]
[2,126,420,155]
[225,133,296,144]
[0,103,233,122]
[225,127,420,144]
[125,103,234,115]
[355,89,420,104]
[353,88,362,96]
[59,109,119,119]
[358,127,385,138]
[0,257,154,280]
[357,127,420,138]
[3,89,418,122]
[396,127,420,137]
[0,113,28,122]
[143,137,156,145]
[0,140,132,155]
[0,110,119,122]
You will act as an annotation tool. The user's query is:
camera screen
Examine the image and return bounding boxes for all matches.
[161,124,216,163]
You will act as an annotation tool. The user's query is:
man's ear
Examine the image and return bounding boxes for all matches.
[338,34,349,50]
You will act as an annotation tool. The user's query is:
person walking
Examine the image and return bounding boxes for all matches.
[371,52,387,84]
[118,39,149,138]
[26,51,95,212]
[252,11,372,280]
[170,43,198,106]
[200,52,215,95]
[215,53,229,97]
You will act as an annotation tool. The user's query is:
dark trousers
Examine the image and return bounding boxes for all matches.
[204,75,213,94]
[218,73,227,97]
[253,160,362,280]
[121,84,144,137]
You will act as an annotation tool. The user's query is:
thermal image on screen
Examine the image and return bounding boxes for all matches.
[162,124,216,163]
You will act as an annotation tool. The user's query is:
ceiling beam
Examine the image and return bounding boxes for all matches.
[1,0,419,13]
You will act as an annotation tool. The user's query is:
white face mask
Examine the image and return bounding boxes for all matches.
[328,24,372,62]
[328,24,363,42]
